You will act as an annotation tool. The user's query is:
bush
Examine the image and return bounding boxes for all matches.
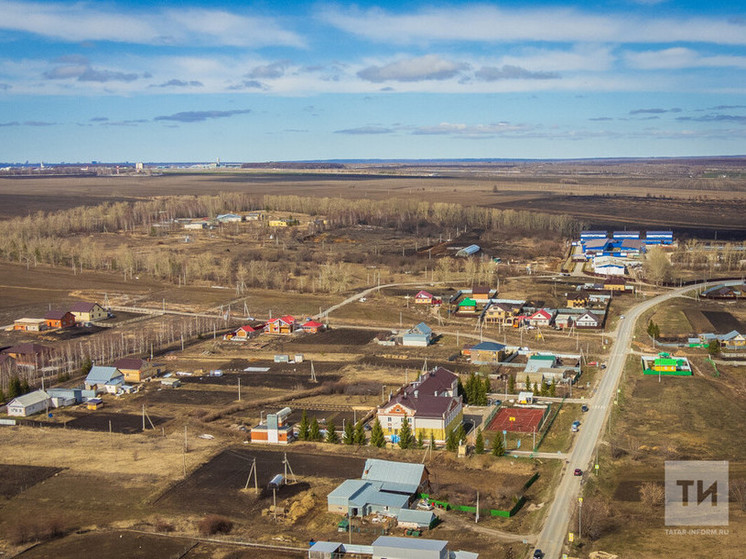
[7,515,67,545]
[198,514,233,536]
[154,518,175,532]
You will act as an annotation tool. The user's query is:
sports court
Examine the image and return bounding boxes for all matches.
[487,407,546,434]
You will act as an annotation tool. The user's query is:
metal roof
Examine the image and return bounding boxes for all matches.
[309,542,343,553]
[396,508,435,524]
[8,390,50,408]
[86,365,124,384]
[362,459,425,495]
[328,480,410,510]
[373,536,448,552]
[470,342,506,352]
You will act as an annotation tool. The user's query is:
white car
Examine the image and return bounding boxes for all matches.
[417,500,434,511]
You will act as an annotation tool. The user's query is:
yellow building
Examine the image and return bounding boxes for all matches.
[377,367,463,443]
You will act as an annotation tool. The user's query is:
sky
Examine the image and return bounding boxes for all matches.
[1,0,745,163]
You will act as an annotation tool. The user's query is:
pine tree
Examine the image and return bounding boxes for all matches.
[80,357,93,376]
[298,410,310,441]
[0,388,4,403]
[8,375,22,399]
[474,428,485,454]
[343,421,354,445]
[533,382,539,394]
[325,419,339,444]
[370,418,386,448]
[309,417,322,441]
[399,418,414,449]
[508,374,516,394]
[491,434,504,457]
[429,431,436,450]
[416,430,425,449]
[525,375,531,391]
[354,421,366,446]
[445,428,457,452]
[549,379,556,397]
[482,376,491,404]
[455,424,466,446]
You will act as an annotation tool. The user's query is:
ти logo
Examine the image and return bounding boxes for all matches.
[665,461,729,526]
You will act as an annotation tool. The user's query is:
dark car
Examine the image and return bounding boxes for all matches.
[574,468,583,476]
[581,404,589,412]
[533,550,543,558]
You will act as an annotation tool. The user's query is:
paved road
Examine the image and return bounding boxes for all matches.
[533,281,721,558]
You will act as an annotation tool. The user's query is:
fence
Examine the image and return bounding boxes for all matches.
[418,472,539,518]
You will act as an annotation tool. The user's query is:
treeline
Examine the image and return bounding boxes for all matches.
[264,194,582,236]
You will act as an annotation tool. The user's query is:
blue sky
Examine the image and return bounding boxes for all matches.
[1,0,745,162]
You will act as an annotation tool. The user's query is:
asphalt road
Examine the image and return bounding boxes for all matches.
[533,281,721,559]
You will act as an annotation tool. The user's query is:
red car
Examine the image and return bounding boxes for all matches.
[574,468,583,476]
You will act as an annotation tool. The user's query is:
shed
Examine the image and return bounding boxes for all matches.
[44,310,76,329]
[308,541,344,559]
[397,508,436,530]
[468,341,506,364]
[372,536,448,559]
[113,357,150,383]
[161,377,182,388]
[13,318,47,332]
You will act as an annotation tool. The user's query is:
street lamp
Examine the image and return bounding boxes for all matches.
[578,497,583,538]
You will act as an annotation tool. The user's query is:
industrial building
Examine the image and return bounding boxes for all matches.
[308,536,478,559]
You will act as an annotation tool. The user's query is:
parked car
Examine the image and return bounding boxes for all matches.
[581,404,589,412]
[574,468,583,476]
[417,499,434,511]
[533,550,544,558]
[571,420,581,432]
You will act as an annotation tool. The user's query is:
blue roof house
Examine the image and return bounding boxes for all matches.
[85,365,124,394]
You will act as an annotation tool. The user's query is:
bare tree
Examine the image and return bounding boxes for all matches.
[639,482,665,509]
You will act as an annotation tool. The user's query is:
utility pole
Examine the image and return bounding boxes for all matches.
[578,497,583,539]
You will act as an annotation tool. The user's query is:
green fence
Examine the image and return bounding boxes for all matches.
[418,472,538,518]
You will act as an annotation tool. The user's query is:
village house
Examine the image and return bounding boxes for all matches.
[327,458,430,518]
[230,324,264,340]
[300,320,326,334]
[244,211,264,221]
[377,367,463,444]
[604,277,627,292]
[471,285,492,303]
[85,365,125,393]
[112,357,151,383]
[414,290,441,305]
[456,298,477,314]
[216,213,242,223]
[13,318,47,332]
[268,218,300,227]
[69,302,108,324]
[466,341,507,365]
[250,407,294,444]
[44,310,76,329]
[527,309,555,327]
[1,343,54,368]
[7,390,52,417]
[401,323,434,347]
[575,311,603,329]
[566,290,590,308]
[265,315,297,335]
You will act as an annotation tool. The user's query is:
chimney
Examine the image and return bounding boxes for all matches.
[414,390,418,399]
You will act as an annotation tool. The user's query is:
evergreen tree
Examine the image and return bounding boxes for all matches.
[354,421,366,446]
[343,421,354,445]
[508,374,516,394]
[455,423,466,446]
[8,375,22,399]
[532,382,539,394]
[525,375,531,392]
[325,419,339,444]
[20,378,30,395]
[445,428,457,452]
[399,418,414,449]
[491,434,504,457]
[416,429,425,449]
[80,357,93,376]
[309,417,322,442]
[370,418,386,448]
[429,431,436,450]
[482,376,491,404]
[298,410,310,441]
[474,428,485,454]
[708,339,721,357]
[549,379,556,397]
[0,388,4,403]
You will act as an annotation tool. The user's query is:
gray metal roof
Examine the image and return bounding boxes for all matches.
[8,390,50,407]
[328,479,410,510]
[86,365,124,384]
[362,459,424,494]
[397,508,435,524]
[373,536,448,551]
[309,541,343,553]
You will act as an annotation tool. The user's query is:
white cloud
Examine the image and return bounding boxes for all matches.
[499,45,615,72]
[321,5,746,46]
[625,47,746,70]
[0,0,304,47]
[357,55,468,82]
